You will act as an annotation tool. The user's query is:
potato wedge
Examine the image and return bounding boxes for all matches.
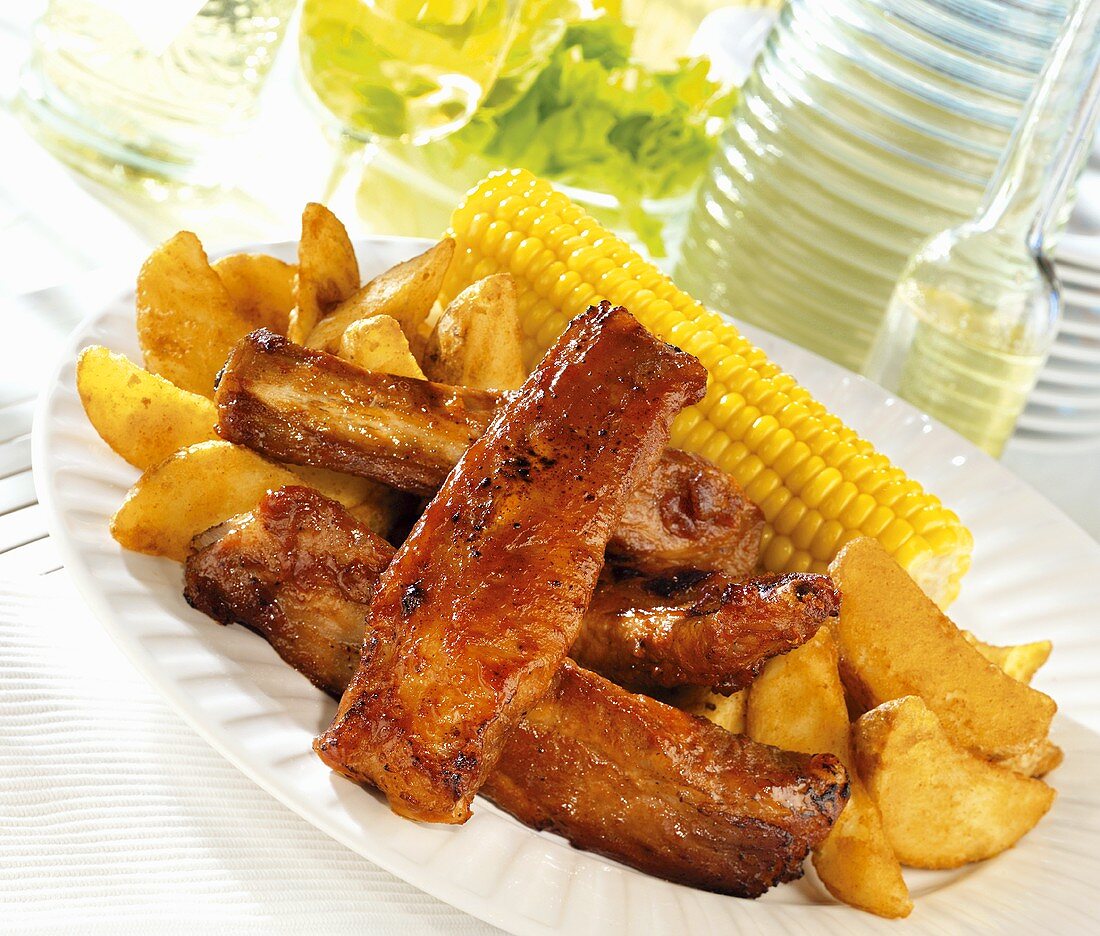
[422,274,526,390]
[290,463,407,537]
[670,687,747,734]
[962,630,1052,685]
[111,441,300,561]
[77,346,218,470]
[288,203,360,343]
[997,737,1064,778]
[136,232,254,397]
[111,441,407,561]
[338,314,425,378]
[747,629,912,918]
[829,537,1056,763]
[304,238,454,354]
[853,696,1055,869]
[213,253,296,334]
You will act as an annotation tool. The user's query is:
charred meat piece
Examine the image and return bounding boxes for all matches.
[184,486,393,697]
[608,449,763,579]
[214,328,761,576]
[488,661,847,897]
[314,303,707,823]
[572,569,840,695]
[185,490,824,701]
[184,486,848,896]
[215,328,499,496]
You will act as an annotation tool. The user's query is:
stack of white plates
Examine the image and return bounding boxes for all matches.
[1015,155,1100,453]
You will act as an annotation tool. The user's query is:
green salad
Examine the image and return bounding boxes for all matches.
[451,4,735,249]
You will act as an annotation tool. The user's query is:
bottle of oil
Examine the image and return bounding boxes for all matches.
[864,0,1100,457]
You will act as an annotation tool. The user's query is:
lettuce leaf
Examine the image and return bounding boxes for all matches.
[453,14,735,252]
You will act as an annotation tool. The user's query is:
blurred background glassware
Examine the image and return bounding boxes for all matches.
[298,0,736,254]
[1013,170,1100,454]
[865,0,1100,458]
[299,0,526,201]
[16,1,297,182]
[674,0,1097,373]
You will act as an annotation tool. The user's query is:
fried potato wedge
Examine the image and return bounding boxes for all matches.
[136,232,253,397]
[111,441,404,561]
[304,238,454,354]
[670,687,747,734]
[111,441,300,561]
[289,463,406,538]
[997,737,1064,778]
[338,314,425,378]
[962,630,1052,685]
[422,273,526,390]
[77,346,218,470]
[288,203,360,343]
[747,629,912,918]
[853,696,1055,869]
[213,253,296,334]
[829,538,1056,763]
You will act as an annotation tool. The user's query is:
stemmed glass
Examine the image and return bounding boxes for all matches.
[299,0,525,202]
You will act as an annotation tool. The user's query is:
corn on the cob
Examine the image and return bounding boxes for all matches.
[445,169,972,606]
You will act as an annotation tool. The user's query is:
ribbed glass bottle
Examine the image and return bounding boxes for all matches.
[675,0,1073,372]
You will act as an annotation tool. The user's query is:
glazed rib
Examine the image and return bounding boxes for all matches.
[214,328,762,577]
[607,449,763,578]
[185,492,828,700]
[571,568,840,695]
[215,328,499,496]
[314,303,708,823]
[184,486,848,896]
[184,486,394,697]
[488,660,847,897]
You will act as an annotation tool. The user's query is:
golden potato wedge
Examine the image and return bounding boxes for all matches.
[422,274,526,390]
[829,537,1056,763]
[747,629,912,918]
[997,737,1064,778]
[304,238,454,354]
[77,346,218,470]
[338,314,425,378]
[136,231,254,397]
[670,687,747,734]
[111,441,300,561]
[746,629,851,755]
[288,203,360,343]
[853,696,1055,869]
[213,253,296,334]
[290,463,406,537]
[962,630,1052,685]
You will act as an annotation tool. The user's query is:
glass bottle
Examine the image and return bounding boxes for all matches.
[674,0,1083,373]
[865,0,1100,457]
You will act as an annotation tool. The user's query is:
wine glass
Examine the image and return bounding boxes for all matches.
[299,0,525,202]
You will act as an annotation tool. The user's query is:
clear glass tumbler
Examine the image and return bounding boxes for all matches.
[18,0,297,180]
[675,0,1081,373]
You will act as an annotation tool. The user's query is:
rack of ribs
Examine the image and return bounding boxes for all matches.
[312,303,708,823]
[184,484,849,896]
[214,328,763,579]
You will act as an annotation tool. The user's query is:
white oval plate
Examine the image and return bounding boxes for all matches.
[34,237,1100,935]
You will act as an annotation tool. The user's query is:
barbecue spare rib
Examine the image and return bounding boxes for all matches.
[313,303,708,823]
[184,484,850,896]
[573,566,840,695]
[213,328,764,579]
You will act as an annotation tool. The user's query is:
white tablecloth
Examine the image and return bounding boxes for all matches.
[2,5,1097,931]
[0,576,500,935]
